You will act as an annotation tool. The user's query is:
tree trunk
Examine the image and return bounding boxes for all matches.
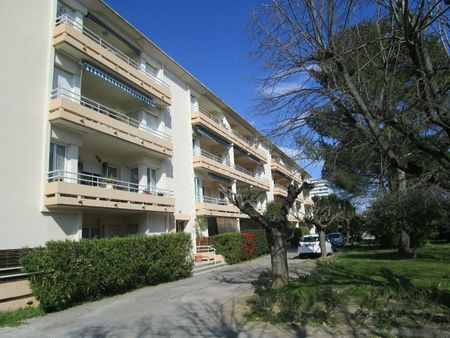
[318,227,327,257]
[399,230,411,254]
[397,169,411,254]
[345,220,351,244]
[267,227,289,288]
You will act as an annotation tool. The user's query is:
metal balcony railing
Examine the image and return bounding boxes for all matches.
[274,184,288,191]
[273,159,301,179]
[193,149,268,181]
[55,14,170,90]
[192,106,267,156]
[195,195,228,205]
[47,170,174,196]
[50,87,171,141]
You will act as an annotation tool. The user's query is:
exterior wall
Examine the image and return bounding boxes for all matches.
[0,0,58,249]
[168,78,196,236]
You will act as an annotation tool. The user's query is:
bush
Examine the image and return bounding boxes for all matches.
[20,233,193,312]
[243,229,269,256]
[241,232,257,260]
[212,233,244,264]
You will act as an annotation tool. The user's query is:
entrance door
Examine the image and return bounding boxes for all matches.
[176,220,186,233]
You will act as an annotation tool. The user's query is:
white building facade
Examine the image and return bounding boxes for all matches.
[309,179,332,198]
[0,0,312,250]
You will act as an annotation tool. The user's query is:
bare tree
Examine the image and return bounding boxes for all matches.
[251,0,450,190]
[221,181,314,288]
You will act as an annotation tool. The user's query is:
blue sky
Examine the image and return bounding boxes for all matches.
[105,0,323,178]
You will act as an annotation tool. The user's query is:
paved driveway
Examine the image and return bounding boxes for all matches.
[0,252,316,338]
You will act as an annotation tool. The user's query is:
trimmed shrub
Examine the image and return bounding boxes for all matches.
[244,229,269,256]
[20,233,193,312]
[241,232,257,260]
[212,233,244,264]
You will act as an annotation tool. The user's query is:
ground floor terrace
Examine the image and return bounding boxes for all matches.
[42,209,179,241]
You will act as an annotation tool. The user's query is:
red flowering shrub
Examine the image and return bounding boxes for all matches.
[241,232,257,260]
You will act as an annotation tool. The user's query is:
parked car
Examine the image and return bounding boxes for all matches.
[298,235,333,257]
[327,232,345,248]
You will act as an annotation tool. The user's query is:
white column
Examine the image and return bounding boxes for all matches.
[229,144,235,166]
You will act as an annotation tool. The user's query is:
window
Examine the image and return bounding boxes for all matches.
[49,143,67,175]
[147,168,158,192]
[145,62,158,77]
[190,95,198,112]
[57,2,75,20]
[130,168,139,192]
[194,177,203,201]
[106,166,118,179]
[82,225,102,239]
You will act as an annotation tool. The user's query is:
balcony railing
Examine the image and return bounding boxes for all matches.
[55,14,170,90]
[196,195,228,205]
[50,87,171,141]
[194,149,268,181]
[273,159,301,178]
[191,107,267,156]
[47,170,173,196]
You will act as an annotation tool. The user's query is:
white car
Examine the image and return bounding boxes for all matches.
[298,235,333,257]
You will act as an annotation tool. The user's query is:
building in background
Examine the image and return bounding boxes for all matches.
[309,179,332,198]
[0,0,312,250]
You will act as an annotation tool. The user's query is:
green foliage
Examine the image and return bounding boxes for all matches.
[249,270,341,325]
[244,229,270,256]
[213,231,269,264]
[20,234,193,312]
[212,233,245,264]
[0,307,45,327]
[263,202,282,221]
[248,243,450,331]
[194,217,208,241]
[364,188,449,250]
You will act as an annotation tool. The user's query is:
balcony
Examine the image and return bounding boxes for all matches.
[45,170,175,213]
[193,150,270,190]
[53,15,171,106]
[273,184,288,197]
[49,88,173,157]
[195,196,248,218]
[270,160,302,184]
[191,108,268,163]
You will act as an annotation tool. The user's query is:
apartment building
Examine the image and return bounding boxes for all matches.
[0,0,312,250]
[309,179,332,198]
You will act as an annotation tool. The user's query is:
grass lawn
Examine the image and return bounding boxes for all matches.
[0,306,44,327]
[248,242,450,334]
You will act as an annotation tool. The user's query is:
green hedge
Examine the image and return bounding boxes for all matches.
[20,233,193,312]
[212,233,244,264]
[212,230,270,264]
[243,229,269,256]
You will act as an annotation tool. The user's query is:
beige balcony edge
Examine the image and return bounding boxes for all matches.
[270,162,302,184]
[193,155,270,191]
[45,181,175,213]
[273,186,288,197]
[49,97,173,157]
[191,111,268,163]
[53,23,171,106]
[195,202,249,219]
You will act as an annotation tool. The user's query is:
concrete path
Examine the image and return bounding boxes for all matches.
[0,252,316,338]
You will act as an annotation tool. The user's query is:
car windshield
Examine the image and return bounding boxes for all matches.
[328,234,341,239]
[301,236,319,242]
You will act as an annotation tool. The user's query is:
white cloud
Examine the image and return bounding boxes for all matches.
[258,72,315,96]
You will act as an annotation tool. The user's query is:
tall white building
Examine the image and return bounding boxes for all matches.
[0,0,312,250]
[309,179,332,198]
